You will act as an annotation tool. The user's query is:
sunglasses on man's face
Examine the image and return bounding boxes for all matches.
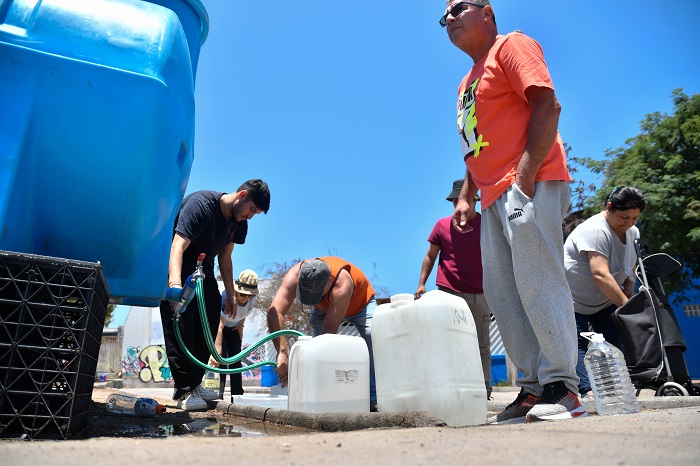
[439,2,486,27]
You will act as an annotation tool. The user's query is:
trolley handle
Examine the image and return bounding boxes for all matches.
[633,237,643,259]
[634,238,650,289]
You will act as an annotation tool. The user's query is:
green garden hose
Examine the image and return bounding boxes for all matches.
[173,275,304,374]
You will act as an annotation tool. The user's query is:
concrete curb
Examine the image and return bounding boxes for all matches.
[215,401,447,431]
[214,394,700,431]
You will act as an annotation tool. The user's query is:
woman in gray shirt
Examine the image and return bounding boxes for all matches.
[564,186,646,397]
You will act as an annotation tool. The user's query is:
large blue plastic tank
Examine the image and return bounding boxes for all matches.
[0,0,209,306]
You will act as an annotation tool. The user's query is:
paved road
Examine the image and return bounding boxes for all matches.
[1,385,699,465]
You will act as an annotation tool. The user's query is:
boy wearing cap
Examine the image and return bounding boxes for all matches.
[415,179,492,397]
[266,256,378,410]
[209,270,259,400]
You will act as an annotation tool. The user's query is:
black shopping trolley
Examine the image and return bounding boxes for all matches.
[611,238,699,396]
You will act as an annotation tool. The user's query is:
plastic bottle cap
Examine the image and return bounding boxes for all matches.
[390,293,414,304]
[581,331,605,343]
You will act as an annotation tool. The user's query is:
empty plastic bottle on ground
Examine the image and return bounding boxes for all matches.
[106,393,166,417]
[583,332,640,416]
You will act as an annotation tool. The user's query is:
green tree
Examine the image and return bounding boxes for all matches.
[574,89,700,300]
[103,303,116,328]
[566,143,597,213]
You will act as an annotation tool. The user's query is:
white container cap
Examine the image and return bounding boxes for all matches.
[581,331,605,343]
[390,293,414,304]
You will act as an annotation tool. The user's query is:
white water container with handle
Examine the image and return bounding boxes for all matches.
[373,290,487,426]
[288,334,370,413]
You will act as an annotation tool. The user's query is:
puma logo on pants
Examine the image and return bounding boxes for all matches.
[508,206,525,221]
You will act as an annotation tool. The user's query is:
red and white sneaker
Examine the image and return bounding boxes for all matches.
[526,381,588,422]
[487,388,541,425]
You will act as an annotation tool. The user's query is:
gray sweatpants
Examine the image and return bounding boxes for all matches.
[480,180,579,395]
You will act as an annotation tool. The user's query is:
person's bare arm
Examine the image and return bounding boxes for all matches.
[416,244,440,299]
[452,170,479,233]
[218,243,238,318]
[266,263,301,386]
[167,233,191,287]
[515,86,561,198]
[589,251,629,307]
[208,316,226,368]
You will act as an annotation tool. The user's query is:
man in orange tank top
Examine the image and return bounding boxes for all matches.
[442,0,586,424]
[266,256,378,410]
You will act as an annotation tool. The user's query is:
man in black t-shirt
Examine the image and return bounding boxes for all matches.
[160,179,270,411]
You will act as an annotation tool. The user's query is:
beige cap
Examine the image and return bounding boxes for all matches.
[234,269,259,295]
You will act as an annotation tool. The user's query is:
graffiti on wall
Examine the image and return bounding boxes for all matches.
[121,345,172,383]
[241,344,265,379]
[121,346,141,377]
[120,343,271,382]
[138,344,171,382]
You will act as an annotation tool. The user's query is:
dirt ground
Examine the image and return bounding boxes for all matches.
[86,387,212,438]
[83,387,307,439]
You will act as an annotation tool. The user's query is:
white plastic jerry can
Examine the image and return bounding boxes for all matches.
[287,334,370,413]
[373,290,487,426]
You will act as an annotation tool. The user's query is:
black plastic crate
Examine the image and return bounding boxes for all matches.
[0,251,109,439]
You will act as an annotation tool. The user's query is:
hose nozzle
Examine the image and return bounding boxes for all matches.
[166,253,207,314]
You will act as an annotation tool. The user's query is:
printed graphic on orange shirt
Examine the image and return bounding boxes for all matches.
[457,78,489,159]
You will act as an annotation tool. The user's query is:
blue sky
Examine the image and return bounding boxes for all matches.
[112,0,700,326]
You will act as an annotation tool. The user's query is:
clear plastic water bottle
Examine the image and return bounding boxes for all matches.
[106,393,166,417]
[582,332,640,416]
[204,370,220,391]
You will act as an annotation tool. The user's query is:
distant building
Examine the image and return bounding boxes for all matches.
[674,283,700,378]
[96,326,123,375]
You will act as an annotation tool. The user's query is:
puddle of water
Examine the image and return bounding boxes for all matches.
[112,417,310,439]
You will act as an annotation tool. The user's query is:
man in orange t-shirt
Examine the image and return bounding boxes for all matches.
[266,256,378,410]
[441,0,586,424]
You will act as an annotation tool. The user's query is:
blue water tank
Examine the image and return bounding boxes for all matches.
[0,0,209,305]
